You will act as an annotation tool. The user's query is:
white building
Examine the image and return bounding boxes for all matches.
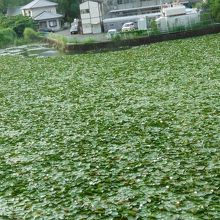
[80,1,102,34]
[80,0,201,33]
[21,0,63,31]
[88,0,190,18]
[156,5,200,32]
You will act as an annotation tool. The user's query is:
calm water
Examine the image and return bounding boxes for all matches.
[0,44,61,57]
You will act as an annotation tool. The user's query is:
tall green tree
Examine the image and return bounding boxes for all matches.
[198,0,220,22]
[209,0,220,21]
[55,0,80,22]
[0,0,7,14]
[0,0,30,14]
[0,0,81,21]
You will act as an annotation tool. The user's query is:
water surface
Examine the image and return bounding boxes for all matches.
[0,44,60,57]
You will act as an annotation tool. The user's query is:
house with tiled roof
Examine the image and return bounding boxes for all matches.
[21,0,63,31]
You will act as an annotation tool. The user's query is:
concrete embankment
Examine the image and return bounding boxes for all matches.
[47,25,220,53]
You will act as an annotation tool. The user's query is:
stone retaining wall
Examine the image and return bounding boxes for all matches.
[48,25,220,53]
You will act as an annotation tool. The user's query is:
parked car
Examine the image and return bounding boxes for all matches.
[121,22,135,32]
[70,24,78,35]
[106,29,119,39]
[39,28,54,33]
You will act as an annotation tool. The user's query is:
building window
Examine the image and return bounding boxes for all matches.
[80,9,90,14]
[49,20,57,27]
[117,0,131,4]
[39,21,47,29]
[175,18,178,25]
[24,10,31,17]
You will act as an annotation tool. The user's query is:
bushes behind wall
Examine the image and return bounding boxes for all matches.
[0,15,36,37]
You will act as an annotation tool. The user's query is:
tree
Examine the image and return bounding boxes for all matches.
[56,0,80,22]
[200,0,220,22]
[209,0,220,22]
[0,0,80,22]
[0,15,35,37]
[0,0,7,14]
[0,0,30,14]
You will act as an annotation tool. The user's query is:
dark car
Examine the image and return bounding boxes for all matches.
[39,28,54,33]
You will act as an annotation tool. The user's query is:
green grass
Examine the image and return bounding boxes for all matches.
[0,34,220,219]
[47,33,67,51]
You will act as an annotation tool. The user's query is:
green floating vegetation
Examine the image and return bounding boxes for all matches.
[0,34,220,219]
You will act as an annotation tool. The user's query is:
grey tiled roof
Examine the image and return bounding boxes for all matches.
[34,11,63,21]
[21,0,57,10]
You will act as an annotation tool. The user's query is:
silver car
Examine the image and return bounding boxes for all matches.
[121,22,135,32]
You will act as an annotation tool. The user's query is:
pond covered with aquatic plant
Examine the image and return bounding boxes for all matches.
[0,34,220,219]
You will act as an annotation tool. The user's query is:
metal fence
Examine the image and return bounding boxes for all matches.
[116,16,217,40]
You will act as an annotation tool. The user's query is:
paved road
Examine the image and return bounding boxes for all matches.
[55,29,109,43]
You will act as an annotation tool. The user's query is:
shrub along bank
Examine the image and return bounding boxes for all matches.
[0,15,40,48]
[0,28,16,48]
[0,15,35,37]
[0,27,41,48]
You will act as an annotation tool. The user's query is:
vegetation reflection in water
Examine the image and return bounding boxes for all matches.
[0,44,60,57]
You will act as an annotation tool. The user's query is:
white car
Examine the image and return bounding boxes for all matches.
[121,22,135,32]
[106,29,118,39]
[70,24,78,35]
